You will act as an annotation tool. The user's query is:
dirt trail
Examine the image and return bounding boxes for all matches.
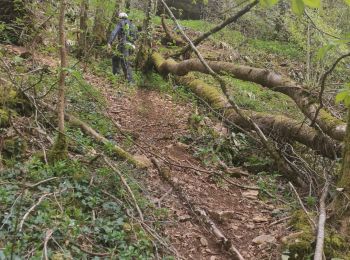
[85,74,290,260]
[2,43,289,259]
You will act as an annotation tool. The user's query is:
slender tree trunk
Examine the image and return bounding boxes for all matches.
[107,0,120,39]
[336,110,350,233]
[77,0,89,58]
[50,0,68,161]
[92,6,106,45]
[135,0,154,70]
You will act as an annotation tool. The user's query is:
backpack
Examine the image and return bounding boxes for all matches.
[127,21,138,43]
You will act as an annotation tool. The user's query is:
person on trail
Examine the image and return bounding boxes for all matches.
[107,12,137,83]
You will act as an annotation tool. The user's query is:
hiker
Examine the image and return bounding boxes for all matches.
[107,12,137,83]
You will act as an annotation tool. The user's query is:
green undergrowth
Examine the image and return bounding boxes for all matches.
[0,156,168,259]
[283,210,350,259]
[246,39,303,60]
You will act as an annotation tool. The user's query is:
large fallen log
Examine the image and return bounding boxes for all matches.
[154,57,346,142]
[151,52,341,159]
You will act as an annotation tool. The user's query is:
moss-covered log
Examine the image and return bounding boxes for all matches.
[154,57,346,142]
[43,102,147,168]
[160,15,185,46]
[152,52,341,159]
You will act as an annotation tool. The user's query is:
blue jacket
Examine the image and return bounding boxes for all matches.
[108,18,131,45]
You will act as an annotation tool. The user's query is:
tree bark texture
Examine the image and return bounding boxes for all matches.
[155,57,346,142]
[151,52,341,159]
[51,0,68,161]
[336,110,350,234]
[77,0,89,58]
[92,6,106,45]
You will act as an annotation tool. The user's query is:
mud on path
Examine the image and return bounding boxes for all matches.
[85,74,290,259]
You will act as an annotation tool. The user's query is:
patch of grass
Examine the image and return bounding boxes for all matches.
[222,75,301,118]
[248,39,303,60]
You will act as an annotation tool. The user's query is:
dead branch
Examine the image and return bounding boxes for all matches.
[311,52,350,127]
[268,216,292,227]
[19,193,53,232]
[42,229,54,260]
[171,0,259,58]
[151,157,245,260]
[314,182,329,260]
[289,182,317,230]
[103,156,144,221]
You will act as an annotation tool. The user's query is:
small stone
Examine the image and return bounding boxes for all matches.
[246,223,255,229]
[242,190,259,199]
[252,234,276,244]
[231,224,239,230]
[253,216,268,223]
[176,142,190,149]
[178,214,191,222]
[199,237,208,247]
[133,155,152,168]
[210,256,216,260]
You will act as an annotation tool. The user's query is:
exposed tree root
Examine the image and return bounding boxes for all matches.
[151,158,245,260]
[151,52,341,160]
[153,56,346,142]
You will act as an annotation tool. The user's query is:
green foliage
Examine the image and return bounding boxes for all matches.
[248,39,303,59]
[0,158,158,258]
[336,83,350,108]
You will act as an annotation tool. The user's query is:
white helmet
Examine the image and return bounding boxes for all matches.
[119,12,128,19]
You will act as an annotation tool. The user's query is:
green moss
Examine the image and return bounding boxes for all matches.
[48,132,68,163]
[324,232,350,258]
[286,210,315,259]
[319,109,344,130]
[0,109,10,127]
[285,210,350,259]
[3,136,27,158]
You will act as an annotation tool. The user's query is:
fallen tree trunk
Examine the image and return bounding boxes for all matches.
[43,102,147,168]
[155,57,346,142]
[152,52,341,159]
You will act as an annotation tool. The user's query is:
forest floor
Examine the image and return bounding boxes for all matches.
[84,71,292,259]
[1,32,297,258]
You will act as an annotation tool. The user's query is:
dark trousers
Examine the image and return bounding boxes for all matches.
[112,44,133,82]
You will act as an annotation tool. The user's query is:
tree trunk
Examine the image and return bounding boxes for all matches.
[151,52,341,160]
[92,6,106,45]
[77,0,89,58]
[335,110,350,234]
[172,0,259,58]
[156,57,346,142]
[50,0,68,161]
[135,0,154,71]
